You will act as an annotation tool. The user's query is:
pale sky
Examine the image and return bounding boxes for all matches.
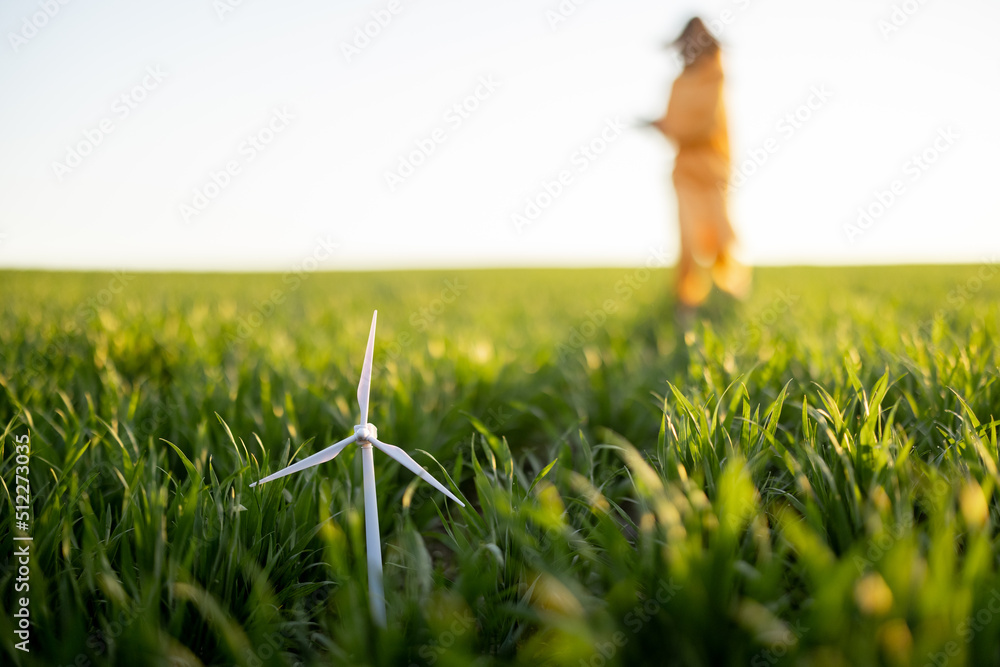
[0,0,997,271]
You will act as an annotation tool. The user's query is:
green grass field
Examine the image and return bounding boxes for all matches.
[1,265,999,666]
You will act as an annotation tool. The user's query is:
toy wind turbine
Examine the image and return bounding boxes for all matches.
[250,310,465,627]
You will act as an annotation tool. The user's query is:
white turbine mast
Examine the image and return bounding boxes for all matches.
[250,310,465,626]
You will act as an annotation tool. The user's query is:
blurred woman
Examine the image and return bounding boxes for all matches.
[651,17,750,308]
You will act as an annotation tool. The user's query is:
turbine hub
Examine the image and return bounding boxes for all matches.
[354,423,378,442]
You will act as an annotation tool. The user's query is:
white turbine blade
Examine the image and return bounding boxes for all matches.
[357,310,377,426]
[369,437,465,507]
[250,434,357,487]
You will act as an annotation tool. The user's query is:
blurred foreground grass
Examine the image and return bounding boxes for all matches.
[1,265,999,666]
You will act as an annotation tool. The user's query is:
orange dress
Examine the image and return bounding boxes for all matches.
[654,48,749,306]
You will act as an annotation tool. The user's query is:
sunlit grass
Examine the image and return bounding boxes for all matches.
[1,265,999,666]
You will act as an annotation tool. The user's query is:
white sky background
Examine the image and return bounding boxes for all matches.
[0,0,997,271]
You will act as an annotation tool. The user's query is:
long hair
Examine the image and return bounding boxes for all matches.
[675,17,720,68]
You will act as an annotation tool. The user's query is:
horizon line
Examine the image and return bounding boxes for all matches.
[0,259,994,275]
